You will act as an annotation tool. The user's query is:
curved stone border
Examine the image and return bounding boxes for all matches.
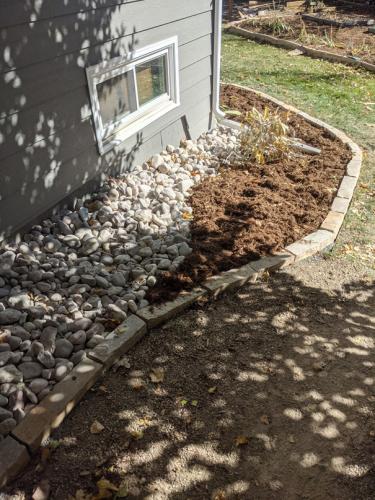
[227,24,375,73]
[0,86,362,488]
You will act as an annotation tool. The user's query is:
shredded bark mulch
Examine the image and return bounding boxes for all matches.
[147,85,351,303]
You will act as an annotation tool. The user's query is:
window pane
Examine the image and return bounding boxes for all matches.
[97,71,132,127]
[136,55,167,106]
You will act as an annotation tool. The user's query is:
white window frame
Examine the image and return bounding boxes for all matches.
[86,37,180,155]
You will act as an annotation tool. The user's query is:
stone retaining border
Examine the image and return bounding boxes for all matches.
[0,86,362,488]
[227,24,375,73]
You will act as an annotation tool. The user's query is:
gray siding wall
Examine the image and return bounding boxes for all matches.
[0,0,214,241]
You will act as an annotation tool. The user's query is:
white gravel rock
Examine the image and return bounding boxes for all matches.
[0,125,237,432]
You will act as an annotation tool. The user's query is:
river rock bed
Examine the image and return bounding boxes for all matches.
[0,126,239,437]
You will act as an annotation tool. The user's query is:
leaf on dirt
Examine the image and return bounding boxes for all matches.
[115,485,129,498]
[235,435,250,446]
[90,420,105,434]
[131,380,144,391]
[98,385,109,393]
[94,478,118,499]
[288,434,295,443]
[150,367,165,383]
[260,415,270,425]
[180,399,188,406]
[80,470,92,477]
[208,386,217,394]
[191,400,198,407]
[113,356,131,372]
[32,479,51,500]
[130,430,144,441]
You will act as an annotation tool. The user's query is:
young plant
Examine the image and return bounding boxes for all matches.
[322,27,336,48]
[237,106,292,165]
[266,17,295,36]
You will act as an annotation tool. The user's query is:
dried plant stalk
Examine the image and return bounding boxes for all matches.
[237,106,293,165]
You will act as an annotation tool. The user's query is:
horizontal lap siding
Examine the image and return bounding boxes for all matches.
[0,0,214,240]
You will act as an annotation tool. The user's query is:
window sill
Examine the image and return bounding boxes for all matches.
[101,100,180,155]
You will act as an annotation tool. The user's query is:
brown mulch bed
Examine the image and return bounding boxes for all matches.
[240,14,375,64]
[147,85,351,303]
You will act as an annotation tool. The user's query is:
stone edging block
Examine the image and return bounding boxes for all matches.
[337,175,358,200]
[227,25,375,73]
[0,436,30,488]
[248,251,295,272]
[286,230,335,261]
[320,211,346,236]
[202,264,258,298]
[87,315,147,368]
[11,358,103,452]
[3,86,362,487]
[135,288,207,328]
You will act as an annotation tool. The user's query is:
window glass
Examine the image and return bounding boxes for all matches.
[136,55,167,106]
[97,71,132,127]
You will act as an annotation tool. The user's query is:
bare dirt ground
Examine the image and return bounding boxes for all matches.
[6,256,375,499]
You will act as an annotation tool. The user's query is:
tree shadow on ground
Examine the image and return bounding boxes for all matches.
[7,266,375,499]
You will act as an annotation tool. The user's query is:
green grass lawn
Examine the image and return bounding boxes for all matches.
[221,33,375,268]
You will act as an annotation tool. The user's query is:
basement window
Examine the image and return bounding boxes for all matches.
[86,37,180,155]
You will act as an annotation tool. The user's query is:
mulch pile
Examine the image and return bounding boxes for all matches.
[147,84,351,303]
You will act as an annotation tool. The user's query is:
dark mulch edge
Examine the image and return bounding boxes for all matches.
[146,85,352,304]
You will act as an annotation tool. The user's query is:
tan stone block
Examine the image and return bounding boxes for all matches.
[286,230,334,261]
[87,315,147,368]
[12,359,103,452]
[337,176,357,200]
[331,196,350,214]
[249,251,295,272]
[203,265,258,298]
[346,155,362,178]
[136,288,207,329]
[320,211,345,236]
[0,436,30,487]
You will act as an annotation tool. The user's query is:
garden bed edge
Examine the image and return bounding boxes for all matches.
[0,85,362,488]
[227,25,375,73]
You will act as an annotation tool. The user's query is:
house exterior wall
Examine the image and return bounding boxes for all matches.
[0,0,215,241]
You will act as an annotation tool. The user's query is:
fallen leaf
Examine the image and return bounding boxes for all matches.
[113,356,131,372]
[181,211,193,220]
[235,435,250,446]
[94,478,118,499]
[80,470,92,477]
[180,399,188,406]
[130,430,144,440]
[150,367,165,383]
[191,400,198,407]
[131,380,144,391]
[260,415,270,425]
[90,420,105,434]
[98,385,109,393]
[32,479,50,500]
[116,484,129,498]
[208,386,217,394]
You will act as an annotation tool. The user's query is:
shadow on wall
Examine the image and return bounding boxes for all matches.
[0,0,145,242]
[8,270,375,498]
